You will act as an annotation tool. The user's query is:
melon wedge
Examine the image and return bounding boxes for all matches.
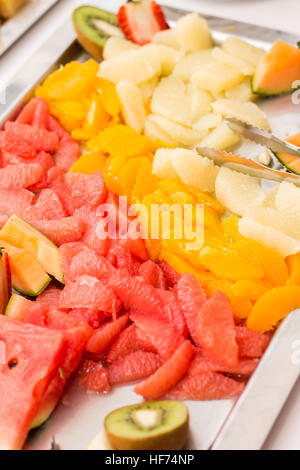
[252,40,300,96]
[0,239,50,297]
[0,215,64,283]
[274,132,300,175]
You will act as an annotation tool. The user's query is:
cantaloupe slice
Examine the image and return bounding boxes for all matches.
[252,40,300,96]
[274,132,300,175]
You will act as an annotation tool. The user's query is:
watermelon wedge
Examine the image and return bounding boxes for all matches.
[0,315,66,449]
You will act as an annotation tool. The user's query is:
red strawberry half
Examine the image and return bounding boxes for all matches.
[117,0,169,45]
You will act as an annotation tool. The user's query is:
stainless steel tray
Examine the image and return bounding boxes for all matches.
[1,2,300,451]
[0,0,59,57]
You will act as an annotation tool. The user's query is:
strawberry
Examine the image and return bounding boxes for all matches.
[117,0,169,45]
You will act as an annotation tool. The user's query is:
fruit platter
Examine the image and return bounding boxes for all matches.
[0,0,58,56]
[1,0,300,451]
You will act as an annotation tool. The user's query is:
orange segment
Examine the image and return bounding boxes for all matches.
[247,286,300,332]
[69,151,107,174]
[286,253,300,286]
[231,279,269,302]
[221,214,243,243]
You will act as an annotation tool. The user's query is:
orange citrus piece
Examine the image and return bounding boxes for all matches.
[231,279,269,302]
[286,252,300,286]
[69,151,107,174]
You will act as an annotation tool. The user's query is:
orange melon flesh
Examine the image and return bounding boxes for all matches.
[252,40,300,95]
[276,132,300,175]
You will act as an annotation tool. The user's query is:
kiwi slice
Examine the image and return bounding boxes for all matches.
[104,401,189,450]
[72,6,123,60]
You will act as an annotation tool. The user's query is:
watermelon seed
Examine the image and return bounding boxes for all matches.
[8,358,18,369]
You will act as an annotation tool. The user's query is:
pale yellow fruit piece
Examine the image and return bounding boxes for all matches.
[238,215,300,257]
[175,13,212,52]
[139,76,159,102]
[222,37,265,68]
[215,166,265,216]
[186,85,213,123]
[151,76,192,126]
[225,78,256,102]
[212,99,270,130]
[212,47,255,76]
[141,44,179,76]
[173,50,213,82]
[274,181,300,215]
[152,148,178,180]
[246,206,300,241]
[116,81,146,134]
[258,185,279,208]
[144,114,205,147]
[199,122,240,150]
[152,29,181,50]
[103,37,139,60]
[191,61,244,96]
[193,113,222,132]
[171,148,219,193]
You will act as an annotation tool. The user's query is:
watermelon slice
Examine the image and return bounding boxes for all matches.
[0,315,66,449]
[0,251,11,315]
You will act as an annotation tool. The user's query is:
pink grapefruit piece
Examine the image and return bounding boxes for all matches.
[53,136,80,171]
[36,286,63,309]
[235,326,270,358]
[16,97,41,125]
[138,260,166,289]
[158,260,180,288]
[67,248,115,282]
[32,98,50,129]
[158,289,188,338]
[166,371,245,401]
[108,350,163,385]
[24,188,66,221]
[0,163,43,189]
[26,217,85,246]
[187,352,259,377]
[195,291,239,368]
[107,324,140,364]
[176,273,207,344]
[79,359,110,393]
[5,122,59,152]
[0,189,34,217]
[0,131,37,159]
[85,314,129,355]
[134,340,194,400]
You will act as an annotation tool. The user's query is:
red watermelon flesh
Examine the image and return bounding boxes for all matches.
[108,272,163,315]
[235,326,270,358]
[176,273,207,344]
[79,359,110,393]
[0,163,43,189]
[195,291,239,368]
[158,289,188,338]
[0,131,37,159]
[108,350,163,385]
[130,310,185,359]
[107,324,140,364]
[0,189,34,217]
[5,122,59,153]
[158,260,180,289]
[166,371,245,401]
[138,260,166,289]
[134,340,194,400]
[0,315,66,449]
[69,308,107,329]
[85,314,129,355]
[26,216,85,246]
[59,276,121,315]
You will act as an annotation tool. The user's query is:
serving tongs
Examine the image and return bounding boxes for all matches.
[196,117,300,187]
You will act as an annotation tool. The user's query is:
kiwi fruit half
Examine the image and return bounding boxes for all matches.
[73,6,124,60]
[104,401,189,450]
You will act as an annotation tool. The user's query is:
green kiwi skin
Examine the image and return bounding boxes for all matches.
[104,401,189,451]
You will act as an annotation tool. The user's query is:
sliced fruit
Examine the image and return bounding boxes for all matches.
[222,37,264,68]
[191,61,244,96]
[69,150,107,174]
[0,251,10,315]
[175,13,212,52]
[247,286,300,332]
[252,40,300,96]
[116,80,146,134]
[212,99,270,130]
[107,324,140,364]
[199,122,241,150]
[79,359,110,394]
[0,239,50,297]
[173,49,212,82]
[215,166,264,216]
[195,291,238,367]
[73,6,122,60]
[105,401,189,450]
[212,47,255,76]
[108,350,163,385]
[117,0,168,46]
[0,215,64,282]
[134,340,194,399]
[0,163,43,190]
[85,315,129,355]
[145,114,204,147]
[274,133,300,175]
[235,326,270,358]
[274,181,300,213]
[103,36,139,60]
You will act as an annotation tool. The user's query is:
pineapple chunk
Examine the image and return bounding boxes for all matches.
[175,13,212,52]
[152,148,178,180]
[274,182,300,215]
[139,76,159,102]
[145,114,205,147]
[152,29,181,50]
[186,85,213,123]
[222,37,265,68]
[199,122,240,150]
[225,79,256,102]
[247,206,300,241]
[103,37,139,60]
[212,99,270,130]
[173,50,213,82]
[191,61,244,96]
[116,81,146,134]
[215,166,265,216]
[151,76,192,126]
[212,47,255,76]
[172,148,219,193]
[193,113,222,132]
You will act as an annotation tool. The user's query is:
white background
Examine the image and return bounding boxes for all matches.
[2,0,300,450]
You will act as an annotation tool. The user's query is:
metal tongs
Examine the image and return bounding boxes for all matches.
[196,117,300,187]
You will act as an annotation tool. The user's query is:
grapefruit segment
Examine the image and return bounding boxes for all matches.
[108,351,163,385]
[79,359,110,393]
[85,314,129,355]
[235,326,270,358]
